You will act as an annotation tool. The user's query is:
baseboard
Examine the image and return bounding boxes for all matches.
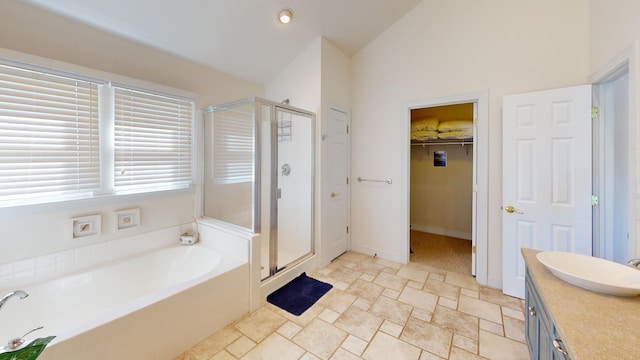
[410,224,472,240]
[487,276,502,290]
[349,243,405,264]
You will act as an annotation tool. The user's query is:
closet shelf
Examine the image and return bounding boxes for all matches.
[411,138,473,146]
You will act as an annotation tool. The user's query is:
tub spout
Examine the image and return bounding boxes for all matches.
[0,290,28,311]
[628,258,640,269]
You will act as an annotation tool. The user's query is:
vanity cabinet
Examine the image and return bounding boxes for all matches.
[525,271,570,360]
[522,248,640,359]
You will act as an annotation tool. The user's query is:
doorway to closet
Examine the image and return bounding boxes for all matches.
[409,102,475,275]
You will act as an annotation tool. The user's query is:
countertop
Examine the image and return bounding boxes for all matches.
[522,248,640,360]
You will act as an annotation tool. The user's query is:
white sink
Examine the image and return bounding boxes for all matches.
[536,251,640,296]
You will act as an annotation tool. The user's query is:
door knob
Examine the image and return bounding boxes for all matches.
[504,205,524,214]
[331,192,339,198]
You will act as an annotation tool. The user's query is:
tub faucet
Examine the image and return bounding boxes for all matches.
[627,259,640,269]
[0,290,28,311]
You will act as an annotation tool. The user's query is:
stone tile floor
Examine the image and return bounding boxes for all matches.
[175,252,529,360]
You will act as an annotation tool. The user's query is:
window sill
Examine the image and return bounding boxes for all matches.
[0,186,195,216]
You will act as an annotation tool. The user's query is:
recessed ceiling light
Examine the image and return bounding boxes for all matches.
[278,9,293,24]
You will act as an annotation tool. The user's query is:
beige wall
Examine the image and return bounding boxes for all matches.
[589,0,640,74]
[319,38,351,266]
[0,1,263,263]
[350,0,590,285]
[0,1,261,109]
[265,37,322,267]
[266,38,322,113]
[411,145,473,239]
[266,37,351,267]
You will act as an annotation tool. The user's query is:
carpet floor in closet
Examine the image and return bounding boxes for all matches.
[410,230,472,275]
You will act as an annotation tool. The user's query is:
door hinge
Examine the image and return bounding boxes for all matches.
[346,177,349,185]
[346,226,349,234]
[591,195,599,206]
[591,107,599,119]
[472,246,477,254]
[346,125,349,134]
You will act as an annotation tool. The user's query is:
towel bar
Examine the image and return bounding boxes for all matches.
[357,177,392,184]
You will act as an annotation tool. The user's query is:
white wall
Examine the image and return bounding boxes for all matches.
[0,2,263,264]
[350,0,590,284]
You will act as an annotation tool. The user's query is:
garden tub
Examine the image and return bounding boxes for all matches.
[0,245,249,360]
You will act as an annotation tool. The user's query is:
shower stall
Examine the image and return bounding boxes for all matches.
[202,97,315,280]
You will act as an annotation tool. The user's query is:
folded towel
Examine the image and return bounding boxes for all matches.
[411,130,438,141]
[437,120,473,132]
[411,117,439,132]
[437,129,473,139]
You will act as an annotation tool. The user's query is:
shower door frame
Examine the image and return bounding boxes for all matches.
[202,97,316,281]
[265,103,316,279]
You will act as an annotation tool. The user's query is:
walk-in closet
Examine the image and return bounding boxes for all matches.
[409,103,474,274]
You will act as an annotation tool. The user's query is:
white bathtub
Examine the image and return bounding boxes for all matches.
[0,245,249,360]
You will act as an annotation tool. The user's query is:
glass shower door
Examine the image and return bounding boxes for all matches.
[202,97,314,281]
[273,107,314,271]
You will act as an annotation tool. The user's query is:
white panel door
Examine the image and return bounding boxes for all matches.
[327,107,350,261]
[502,85,592,298]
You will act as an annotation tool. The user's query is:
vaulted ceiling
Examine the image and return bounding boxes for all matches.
[22,0,423,84]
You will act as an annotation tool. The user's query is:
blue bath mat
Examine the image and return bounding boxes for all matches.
[267,272,333,316]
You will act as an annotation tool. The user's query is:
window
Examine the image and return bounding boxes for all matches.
[114,86,193,193]
[0,63,101,206]
[0,61,195,208]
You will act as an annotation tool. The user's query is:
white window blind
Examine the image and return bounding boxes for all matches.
[114,86,194,193]
[213,109,254,184]
[0,63,100,206]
